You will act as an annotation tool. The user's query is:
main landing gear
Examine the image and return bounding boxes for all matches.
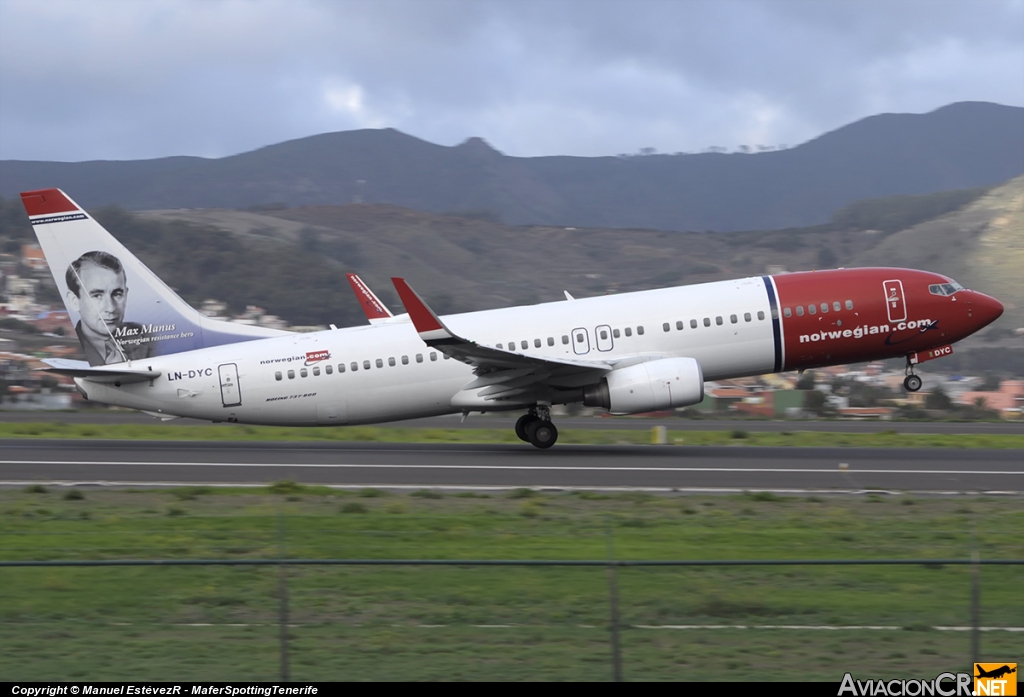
[904,358,922,392]
[515,405,559,449]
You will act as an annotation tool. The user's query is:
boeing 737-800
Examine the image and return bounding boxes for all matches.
[21,188,1003,448]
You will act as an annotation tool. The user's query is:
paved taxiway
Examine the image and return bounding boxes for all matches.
[1,440,1021,493]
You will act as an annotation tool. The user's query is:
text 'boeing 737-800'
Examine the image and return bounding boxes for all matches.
[21,188,1003,448]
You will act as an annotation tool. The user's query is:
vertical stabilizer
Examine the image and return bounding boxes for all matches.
[21,188,290,366]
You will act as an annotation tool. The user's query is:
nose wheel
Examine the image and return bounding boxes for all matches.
[903,356,922,392]
[515,406,558,449]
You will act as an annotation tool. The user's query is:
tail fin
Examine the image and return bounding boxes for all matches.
[21,188,289,366]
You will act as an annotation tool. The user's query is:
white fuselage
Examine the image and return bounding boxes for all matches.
[79,277,777,425]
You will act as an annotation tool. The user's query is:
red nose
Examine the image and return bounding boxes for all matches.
[970,291,1004,327]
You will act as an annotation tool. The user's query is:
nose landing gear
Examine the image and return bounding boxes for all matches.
[515,405,559,449]
[903,357,922,392]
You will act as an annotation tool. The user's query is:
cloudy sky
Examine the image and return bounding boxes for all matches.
[1,0,1021,162]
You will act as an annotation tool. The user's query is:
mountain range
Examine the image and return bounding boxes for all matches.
[2,101,1022,232]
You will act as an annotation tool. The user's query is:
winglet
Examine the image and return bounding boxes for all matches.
[391,278,454,343]
[346,273,394,322]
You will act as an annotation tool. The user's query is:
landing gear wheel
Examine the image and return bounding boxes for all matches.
[904,375,922,392]
[526,420,558,449]
[515,414,538,442]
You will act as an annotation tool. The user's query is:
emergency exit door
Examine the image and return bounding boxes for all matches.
[218,363,242,407]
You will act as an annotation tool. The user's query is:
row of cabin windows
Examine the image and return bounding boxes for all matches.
[783,299,854,318]
[275,351,446,381]
[661,310,766,332]
[494,326,646,351]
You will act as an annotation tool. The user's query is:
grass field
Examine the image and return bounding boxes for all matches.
[1,485,1021,680]
[1,421,1023,448]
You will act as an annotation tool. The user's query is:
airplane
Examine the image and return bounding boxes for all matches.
[20,188,1004,448]
[976,666,1016,680]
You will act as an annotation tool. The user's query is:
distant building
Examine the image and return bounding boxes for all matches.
[21,244,49,272]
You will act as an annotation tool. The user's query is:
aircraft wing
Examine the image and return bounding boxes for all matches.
[41,358,161,384]
[392,278,610,404]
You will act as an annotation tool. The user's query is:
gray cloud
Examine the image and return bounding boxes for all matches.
[0,0,1021,161]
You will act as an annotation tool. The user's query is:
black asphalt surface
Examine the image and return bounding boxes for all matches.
[1,410,1021,434]
[1,439,1021,493]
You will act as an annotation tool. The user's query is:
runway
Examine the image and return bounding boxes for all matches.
[1,439,1021,494]
[1,410,1021,434]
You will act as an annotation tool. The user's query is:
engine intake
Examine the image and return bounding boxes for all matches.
[583,357,704,414]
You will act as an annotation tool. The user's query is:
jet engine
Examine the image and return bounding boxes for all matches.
[583,357,704,414]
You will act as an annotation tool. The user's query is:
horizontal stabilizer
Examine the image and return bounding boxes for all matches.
[41,358,161,384]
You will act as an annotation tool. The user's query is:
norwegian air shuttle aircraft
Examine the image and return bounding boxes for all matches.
[22,188,1003,448]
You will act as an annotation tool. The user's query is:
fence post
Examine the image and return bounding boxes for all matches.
[970,522,980,670]
[278,511,290,682]
[605,525,623,682]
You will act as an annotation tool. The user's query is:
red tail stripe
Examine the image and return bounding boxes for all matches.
[20,189,80,216]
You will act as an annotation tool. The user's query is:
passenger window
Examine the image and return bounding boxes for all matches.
[796,306,804,316]
[300,368,308,378]
[577,332,585,342]
[388,357,396,367]
[676,320,684,330]
[547,337,554,346]
[744,312,751,322]
[534,339,541,348]
[663,322,670,332]
[703,318,711,327]
[351,362,358,372]
[690,319,698,329]
[326,365,333,375]
[275,371,282,381]
[784,307,792,318]
[496,343,503,349]
[430,352,437,361]
[613,328,621,338]
[312,367,320,376]
[443,355,450,360]
[809,304,816,315]
[338,364,346,373]
[521,340,528,350]
[833,301,841,312]
[287,370,295,379]
[624,327,632,337]
[561,335,569,345]
[637,326,644,335]
[758,310,765,320]
[820,303,828,313]
[375,358,383,368]
[416,354,423,363]
[730,314,737,324]
[770,307,778,319]
[363,360,371,370]
[600,330,608,340]
[716,316,723,326]
[402,355,409,365]
[845,300,854,310]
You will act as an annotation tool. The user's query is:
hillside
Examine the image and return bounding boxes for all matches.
[2,101,1021,232]
[853,174,1024,327]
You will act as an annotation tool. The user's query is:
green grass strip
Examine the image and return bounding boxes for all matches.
[0,421,1022,447]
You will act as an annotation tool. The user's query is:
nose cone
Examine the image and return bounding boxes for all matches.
[971,291,1004,328]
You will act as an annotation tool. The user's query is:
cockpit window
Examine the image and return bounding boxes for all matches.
[928,281,963,296]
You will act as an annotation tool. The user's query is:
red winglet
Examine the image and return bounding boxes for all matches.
[20,189,80,217]
[346,273,393,320]
[391,278,446,334]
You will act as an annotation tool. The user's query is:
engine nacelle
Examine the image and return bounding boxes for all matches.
[583,357,704,415]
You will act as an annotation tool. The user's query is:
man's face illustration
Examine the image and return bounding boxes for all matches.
[71,261,127,337]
